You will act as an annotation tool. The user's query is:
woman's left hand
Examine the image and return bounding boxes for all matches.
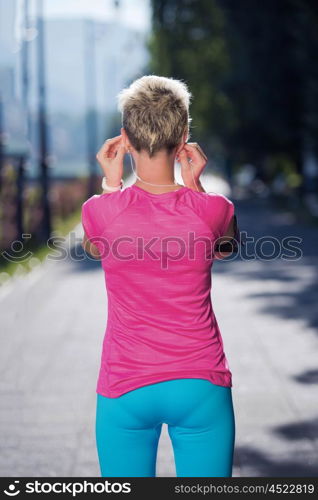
[177,142,208,190]
[96,135,127,187]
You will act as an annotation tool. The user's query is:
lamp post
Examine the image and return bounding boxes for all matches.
[36,0,51,241]
[0,94,3,193]
[16,154,26,238]
[85,19,98,198]
[21,0,32,145]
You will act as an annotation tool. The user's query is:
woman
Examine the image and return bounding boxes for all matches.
[81,75,239,478]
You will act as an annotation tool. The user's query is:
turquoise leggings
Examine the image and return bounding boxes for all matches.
[95,378,235,477]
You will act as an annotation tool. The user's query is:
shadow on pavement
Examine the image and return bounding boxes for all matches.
[235,410,318,477]
[234,444,317,477]
[274,416,318,442]
[293,369,318,384]
[214,197,318,332]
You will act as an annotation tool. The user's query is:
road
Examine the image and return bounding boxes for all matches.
[1,174,317,477]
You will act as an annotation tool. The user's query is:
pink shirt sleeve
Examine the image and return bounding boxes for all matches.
[81,195,105,252]
[207,193,235,238]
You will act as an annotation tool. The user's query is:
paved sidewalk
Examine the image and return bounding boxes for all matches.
[0,176,317,477]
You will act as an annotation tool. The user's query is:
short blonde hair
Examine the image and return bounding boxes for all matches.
[117,75,192,157]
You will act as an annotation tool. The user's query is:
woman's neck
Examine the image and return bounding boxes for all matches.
[131,150,183,193]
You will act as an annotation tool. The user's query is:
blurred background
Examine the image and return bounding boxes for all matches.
[1,0,318,478]
[0,0,150,260]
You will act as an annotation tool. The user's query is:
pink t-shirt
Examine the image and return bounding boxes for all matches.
[81,184,235,398]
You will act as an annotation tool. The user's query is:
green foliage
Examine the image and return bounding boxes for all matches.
[149,0,318,191]
[0,206,82,280]
[149,0,235,151]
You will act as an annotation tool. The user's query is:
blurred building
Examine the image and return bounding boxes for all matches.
[0,0,30,156]
[0,0,150,178]
[44,17,149,177]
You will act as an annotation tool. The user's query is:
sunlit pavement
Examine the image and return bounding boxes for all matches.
[1,174,318,477]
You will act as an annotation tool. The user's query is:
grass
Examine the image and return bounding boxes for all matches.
[53,207,82,237]
[0,206,82,284]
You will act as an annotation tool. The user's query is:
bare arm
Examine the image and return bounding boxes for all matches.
[214,216,236,260]
[81,232,101,259]
[81,135,127,256]
[190,178,237,259]
[81,173,121,256]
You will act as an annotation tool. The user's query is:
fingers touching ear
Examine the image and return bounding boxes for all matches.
[176,141,187,160]
[120,127,130,152]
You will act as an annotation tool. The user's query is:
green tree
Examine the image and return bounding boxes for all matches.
[148,0,235,159]
[149,0,318,195]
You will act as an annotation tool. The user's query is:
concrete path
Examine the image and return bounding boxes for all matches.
[0,174,317,477]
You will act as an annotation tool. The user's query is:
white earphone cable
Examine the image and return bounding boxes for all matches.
[129,152,200,192]
[188,159,200,193]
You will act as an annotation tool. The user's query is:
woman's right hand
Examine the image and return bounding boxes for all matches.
[96,135,127,187]
[177,142,208,191]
